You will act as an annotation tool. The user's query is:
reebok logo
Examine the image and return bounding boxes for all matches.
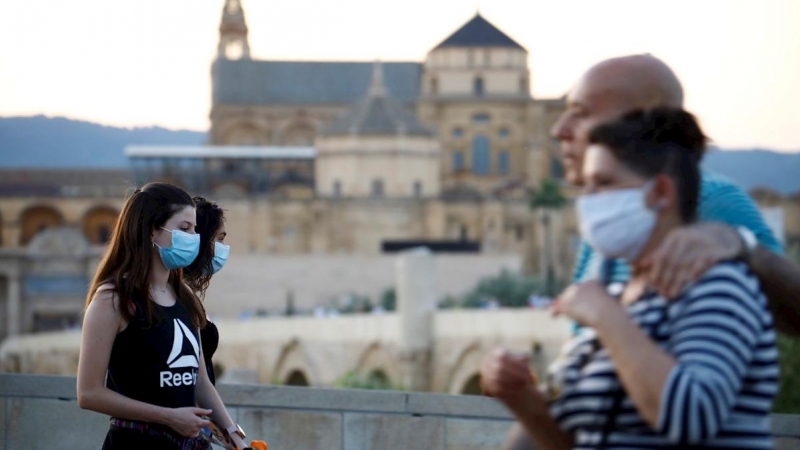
[159,319,200,388]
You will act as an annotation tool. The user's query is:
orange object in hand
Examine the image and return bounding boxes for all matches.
[249,441,268,450]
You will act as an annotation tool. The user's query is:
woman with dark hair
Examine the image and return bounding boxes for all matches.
[77,183,247,450]
[482,109,778,449]
[183,197,228,386]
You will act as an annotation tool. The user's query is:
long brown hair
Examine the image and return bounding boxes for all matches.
[85,182,206,329]
[183,197,225,297]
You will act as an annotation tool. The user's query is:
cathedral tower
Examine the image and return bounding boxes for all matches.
[218,0,251,60]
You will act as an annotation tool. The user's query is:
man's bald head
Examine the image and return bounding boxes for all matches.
[551,54,685,185]
[580,54,684,111]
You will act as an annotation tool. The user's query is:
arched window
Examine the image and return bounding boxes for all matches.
[281,123,315,146]
[550,156,565,180]
[498,151,510,175]
[371,179,384,198]
[471,135,490,175]
[225,41,244,60]
[20,205,64,245]
[413,181,423,198]
[453,151,465,172]
[459,225,468,241]
[82,206,119,245]
[333,180,342,198]
[472,113,490,124]
[474,77,484,96]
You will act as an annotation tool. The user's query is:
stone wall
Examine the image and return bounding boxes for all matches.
[0,309,573,393]
[1,374,799,450]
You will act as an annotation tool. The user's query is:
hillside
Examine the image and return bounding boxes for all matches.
[1,115,798,194]
[0,115,205,168]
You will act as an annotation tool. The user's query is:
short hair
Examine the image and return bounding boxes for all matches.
[589,108,707,222]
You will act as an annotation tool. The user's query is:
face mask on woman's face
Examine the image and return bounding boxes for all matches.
[155,227,201,270]
[208,241,230,275]
[577,182,659,262]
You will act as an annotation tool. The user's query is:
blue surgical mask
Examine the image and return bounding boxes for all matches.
[210,241,230,274]
[155,227,200,270]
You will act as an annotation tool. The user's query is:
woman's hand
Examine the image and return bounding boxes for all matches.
[164,407,212,437]
[552,280,620,327]
[230,433,247,449]
[480,348,533,401]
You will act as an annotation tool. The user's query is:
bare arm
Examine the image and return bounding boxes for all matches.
[592,306,674,426]
[501,423,538,450]
[564,271,764,445]
[645,220,800,336]
[501,388,572,450]
[748,245,800,335]
[194,338,248,449]
[76,290,211,435]
[480,349,571,450]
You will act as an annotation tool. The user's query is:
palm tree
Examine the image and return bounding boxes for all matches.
[529,179,567,296]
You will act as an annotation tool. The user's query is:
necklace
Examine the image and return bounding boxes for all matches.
[150,285,168,294]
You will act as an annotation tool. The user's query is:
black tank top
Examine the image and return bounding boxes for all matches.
[200,321,219,385]
[106,299,201,409]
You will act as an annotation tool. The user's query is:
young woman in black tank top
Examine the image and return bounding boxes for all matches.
[183,197,228,386]
[77,183,248,450]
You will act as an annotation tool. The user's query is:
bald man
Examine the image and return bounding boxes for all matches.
[481,54,800,450]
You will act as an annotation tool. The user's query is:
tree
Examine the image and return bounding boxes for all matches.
[462,269,547,308]
[380,288,396,311]
[529,179,568,296]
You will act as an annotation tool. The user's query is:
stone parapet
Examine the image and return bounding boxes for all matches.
[2,374,799,449]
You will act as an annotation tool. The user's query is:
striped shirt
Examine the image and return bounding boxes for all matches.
[548,261,779,449]
[573,171,784,286]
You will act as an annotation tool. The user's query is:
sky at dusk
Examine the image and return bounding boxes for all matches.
[1,0,798,150]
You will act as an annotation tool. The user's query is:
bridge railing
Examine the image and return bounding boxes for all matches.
[1,374,799,450]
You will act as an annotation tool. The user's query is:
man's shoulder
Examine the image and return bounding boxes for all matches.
[698,169,759,213]
[700,169,744,195]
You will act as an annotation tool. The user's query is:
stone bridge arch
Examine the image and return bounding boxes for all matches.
[355,342,400,386]
[273,339,319,387]
[446,341,485,395]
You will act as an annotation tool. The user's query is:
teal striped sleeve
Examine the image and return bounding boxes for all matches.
[572,240,593,283]
[698,174,783,254]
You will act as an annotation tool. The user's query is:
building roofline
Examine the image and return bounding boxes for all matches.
[124,146,316,159]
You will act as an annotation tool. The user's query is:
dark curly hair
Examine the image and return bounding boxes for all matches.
[589,107,708,223]
[183,197,225,297]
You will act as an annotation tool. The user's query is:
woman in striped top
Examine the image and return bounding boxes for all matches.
[489,108,779,449]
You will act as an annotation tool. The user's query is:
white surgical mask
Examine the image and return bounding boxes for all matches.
[577,183,658,261]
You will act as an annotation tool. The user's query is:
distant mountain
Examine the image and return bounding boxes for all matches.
[0,115,205,168]
[702,148,800,195]
[0,115,798,194]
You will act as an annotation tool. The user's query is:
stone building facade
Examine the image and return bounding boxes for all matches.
[209,0,565,198]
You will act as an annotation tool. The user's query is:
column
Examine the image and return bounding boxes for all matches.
[396,247,436,391]
[7,269,21,336]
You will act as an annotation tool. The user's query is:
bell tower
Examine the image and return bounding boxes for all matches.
[217,0,251,60]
